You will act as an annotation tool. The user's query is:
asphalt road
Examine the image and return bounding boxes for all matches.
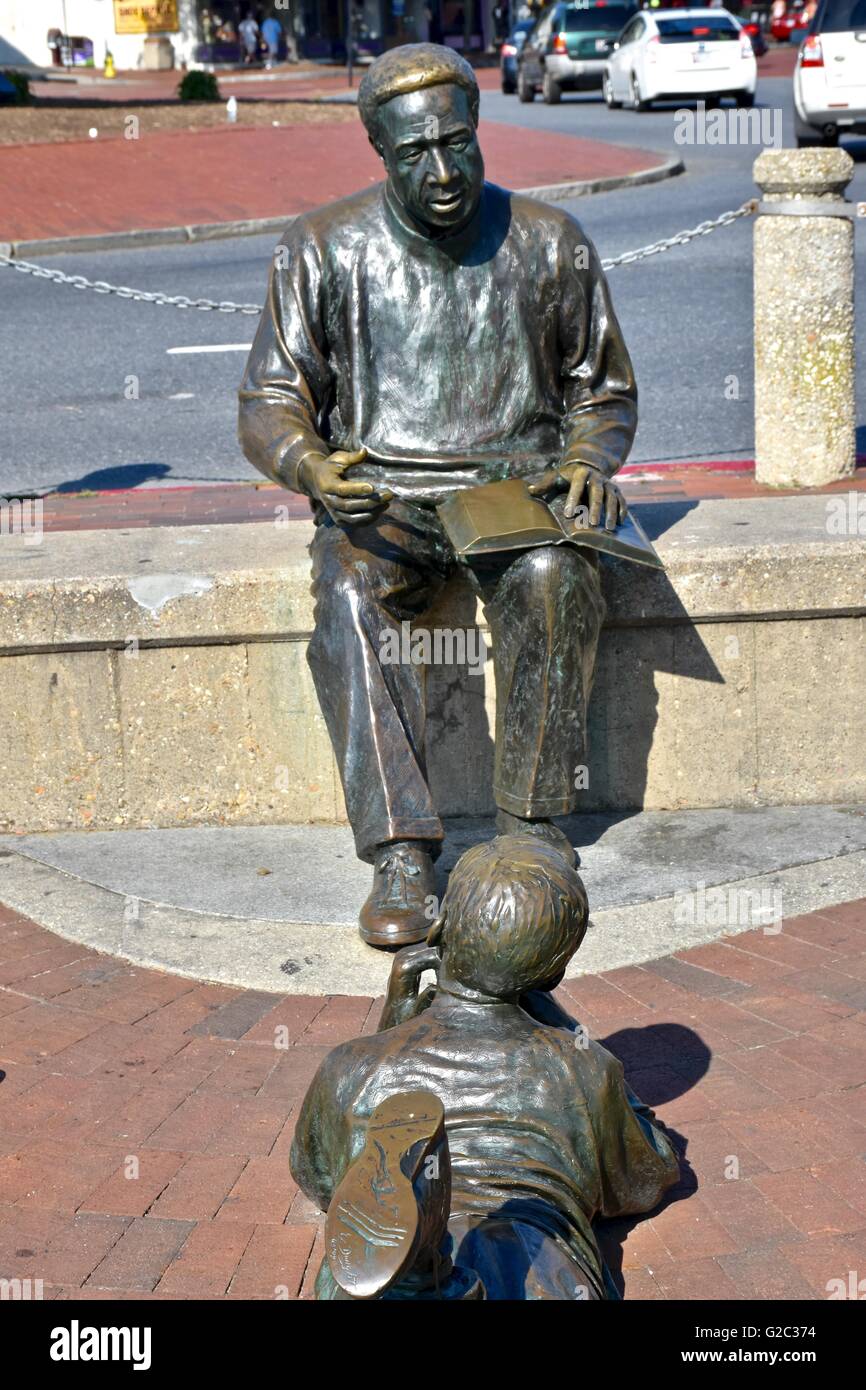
[1,75,864,495]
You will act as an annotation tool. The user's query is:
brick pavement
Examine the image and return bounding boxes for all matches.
[0,896,863,1299]
[30,463,866,534]
[0,113,661,243]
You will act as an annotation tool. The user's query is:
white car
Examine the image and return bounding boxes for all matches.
[603,8,758,110]
[794,0,866,147]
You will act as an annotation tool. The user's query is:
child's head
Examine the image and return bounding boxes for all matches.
[430,834,588,998]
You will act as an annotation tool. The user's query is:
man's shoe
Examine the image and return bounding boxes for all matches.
[359,840,436,948]
[325,1090,449,1299]
[495,810,577,866]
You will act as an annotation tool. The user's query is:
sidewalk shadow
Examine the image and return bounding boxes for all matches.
[53,462,171,493]
[595,1021,709,1296]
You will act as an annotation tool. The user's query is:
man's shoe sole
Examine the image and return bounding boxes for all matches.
[325,1090,445,1299]
[359,919,430,949]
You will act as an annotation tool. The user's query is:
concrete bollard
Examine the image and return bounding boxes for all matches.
[753,148,856,489]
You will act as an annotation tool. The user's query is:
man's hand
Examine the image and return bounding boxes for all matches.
[298,447,393,526]
[378,942,441,1032]
[528,462,627,532]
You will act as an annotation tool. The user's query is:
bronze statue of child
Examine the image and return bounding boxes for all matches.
[290,835,679,1299]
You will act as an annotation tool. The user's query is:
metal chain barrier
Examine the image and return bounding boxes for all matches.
[0,252,262,314]
[601,199,757,270]
[0,200,758,310]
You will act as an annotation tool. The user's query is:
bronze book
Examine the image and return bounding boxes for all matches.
[437,477,664,570]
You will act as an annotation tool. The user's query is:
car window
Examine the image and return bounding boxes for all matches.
[562,5,638,30]
[656,16,740,40]
[814,0,866,28]
[620,17,643,42]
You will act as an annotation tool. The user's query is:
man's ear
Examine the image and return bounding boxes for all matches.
[427,910,447,948]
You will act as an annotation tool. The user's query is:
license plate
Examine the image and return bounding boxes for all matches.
[595,38,608,51]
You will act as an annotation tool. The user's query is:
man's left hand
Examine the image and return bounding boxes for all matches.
[528,462,627,531]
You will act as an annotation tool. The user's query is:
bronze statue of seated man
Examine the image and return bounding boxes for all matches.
[239,42,636,948]
[290,835,680,1299]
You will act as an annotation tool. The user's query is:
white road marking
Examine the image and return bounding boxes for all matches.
[168,392,195,400]
[167,344,253,355]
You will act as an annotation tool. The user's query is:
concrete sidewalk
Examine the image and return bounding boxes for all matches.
[0,892,862,1299]
[1,806,864,994]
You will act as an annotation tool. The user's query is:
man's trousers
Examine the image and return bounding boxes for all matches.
[306,498,605,864]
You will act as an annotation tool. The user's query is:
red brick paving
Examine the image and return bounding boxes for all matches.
[0,897,863,1299]
[29,62,508,107]
[28,464,866,534]
[0,114,661,243]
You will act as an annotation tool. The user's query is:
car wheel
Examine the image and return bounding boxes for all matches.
[603,72,621,109]
[735,90,755,108]
[796,128,838,147]
[542,69,562,104]
[630,72,649,112]
[518,68,535,103]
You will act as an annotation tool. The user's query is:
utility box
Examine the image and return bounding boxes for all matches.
[143,35,175,70]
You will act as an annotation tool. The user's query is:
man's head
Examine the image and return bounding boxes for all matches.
[358,43,484,236]
[430,835,589,999]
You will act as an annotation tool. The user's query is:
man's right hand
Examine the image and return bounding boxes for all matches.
[298,447,392,526]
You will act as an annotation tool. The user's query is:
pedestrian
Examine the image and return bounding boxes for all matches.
[238,11,260,64]
[260,12,283,67]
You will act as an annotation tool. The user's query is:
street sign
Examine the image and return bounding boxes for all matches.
[113,1,179,34]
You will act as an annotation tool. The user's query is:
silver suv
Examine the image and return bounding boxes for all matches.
[517,0,639,103]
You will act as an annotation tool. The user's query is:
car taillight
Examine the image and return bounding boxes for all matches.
[740,35,753,57]
[647,33,660,59]
[799,34,824,66]
[501,42,517,55]
[552,32,568,53]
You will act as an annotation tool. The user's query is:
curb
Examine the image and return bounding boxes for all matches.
[0,842,862,995]
[1,156,684,259]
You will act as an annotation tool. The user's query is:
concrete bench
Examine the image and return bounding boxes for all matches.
[0,491,863,833]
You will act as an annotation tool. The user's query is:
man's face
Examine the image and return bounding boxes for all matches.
[376,83,484,236]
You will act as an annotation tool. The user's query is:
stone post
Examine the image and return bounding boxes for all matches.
[753,148,856,488]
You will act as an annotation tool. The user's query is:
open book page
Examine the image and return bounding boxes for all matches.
[437,478,664,570]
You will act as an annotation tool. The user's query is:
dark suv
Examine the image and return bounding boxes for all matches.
[517,0,639,103]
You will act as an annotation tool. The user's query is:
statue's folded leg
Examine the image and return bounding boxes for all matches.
[306,516,449,864]
[472,544,605,820]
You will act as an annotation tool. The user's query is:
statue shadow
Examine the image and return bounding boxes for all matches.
[53,462,171,494]
[528,1003,707,1298]
[594,1021,708,1296]
[425,497,724,836]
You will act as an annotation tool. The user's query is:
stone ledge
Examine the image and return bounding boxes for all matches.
[0,492,863,831]
[0,494,862,653]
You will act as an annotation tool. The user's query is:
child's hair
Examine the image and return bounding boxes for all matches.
[434,834,588,997]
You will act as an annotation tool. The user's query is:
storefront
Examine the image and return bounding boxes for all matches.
[0,0,495,72]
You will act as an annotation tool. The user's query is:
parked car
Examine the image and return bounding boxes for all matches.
[794,0,866,145]
[741,19,769,55]
[770,3,812,40]
[603,8,758,109]
[500,19,536,93]
[516,1,639,103]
